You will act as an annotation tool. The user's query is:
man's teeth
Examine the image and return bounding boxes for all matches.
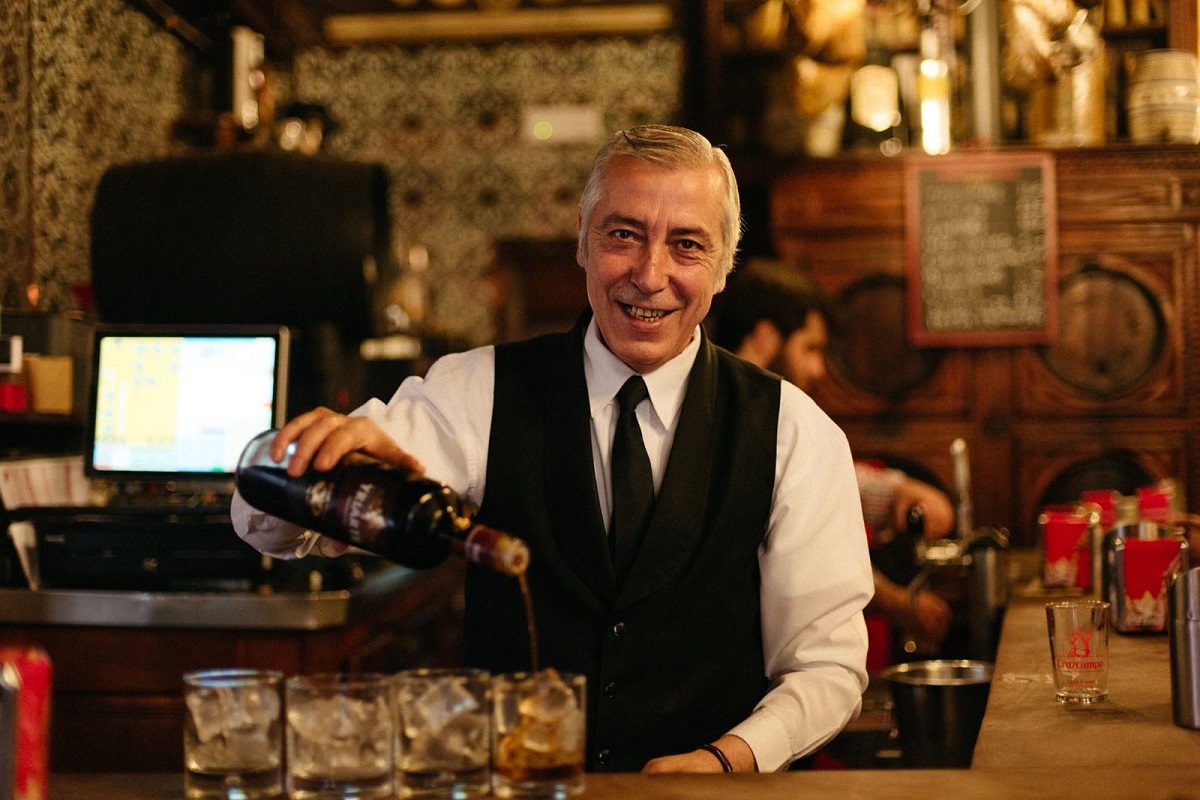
[625,305,665,321]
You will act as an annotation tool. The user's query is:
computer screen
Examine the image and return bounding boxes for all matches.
[84,324,290,481]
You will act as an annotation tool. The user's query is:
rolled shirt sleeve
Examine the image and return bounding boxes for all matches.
[230,347,496,556]
[728,382,874,771]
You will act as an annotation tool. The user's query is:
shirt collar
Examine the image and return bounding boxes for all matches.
[583,317,700,429]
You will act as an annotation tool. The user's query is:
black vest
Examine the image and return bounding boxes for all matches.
[467,314,781,772]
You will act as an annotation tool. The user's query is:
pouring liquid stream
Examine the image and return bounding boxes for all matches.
[518,571,539,673]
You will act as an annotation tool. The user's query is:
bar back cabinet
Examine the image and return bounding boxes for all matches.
[770,146,1199,546]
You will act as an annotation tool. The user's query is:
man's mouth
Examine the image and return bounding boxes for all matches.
[620,302,667,322]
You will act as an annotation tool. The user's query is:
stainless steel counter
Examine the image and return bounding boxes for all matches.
[0,562,422,630]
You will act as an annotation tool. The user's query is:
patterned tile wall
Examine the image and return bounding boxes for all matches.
[0,0,682,344]
[295,37,682,342]
[1,0,186,312]
[0,2,32,308]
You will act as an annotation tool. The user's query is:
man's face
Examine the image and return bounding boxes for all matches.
[578,155,727,373]
[775,311,829,393]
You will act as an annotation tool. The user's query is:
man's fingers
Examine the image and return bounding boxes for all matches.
[268,409,422,476]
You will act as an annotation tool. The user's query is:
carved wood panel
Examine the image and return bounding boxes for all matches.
[770,147,1200,548]
[1015,232,1188,417]
[809,276,972,419]
[1012,424,1188,541]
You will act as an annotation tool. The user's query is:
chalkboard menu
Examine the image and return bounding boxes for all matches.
[905,152,1057,346]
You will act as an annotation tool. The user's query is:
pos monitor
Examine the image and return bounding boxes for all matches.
[83,324,290,484]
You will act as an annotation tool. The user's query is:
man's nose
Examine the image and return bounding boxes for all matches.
[630,243,669,292]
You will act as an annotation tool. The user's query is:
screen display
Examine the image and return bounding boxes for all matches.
[85,325,289,480]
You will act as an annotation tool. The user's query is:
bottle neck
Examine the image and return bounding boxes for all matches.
[419,487,530,576]
[454,524,530,576]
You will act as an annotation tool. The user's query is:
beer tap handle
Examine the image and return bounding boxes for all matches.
[951,437,973,541]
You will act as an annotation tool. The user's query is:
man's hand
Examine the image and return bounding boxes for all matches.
[641,735,757,774]
[869,571,953,653]
[272,407,424,476]
[893,478,955,540]
[905,588,953,651]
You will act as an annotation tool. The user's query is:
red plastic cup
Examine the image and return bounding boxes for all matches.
[1040,506,1095,590]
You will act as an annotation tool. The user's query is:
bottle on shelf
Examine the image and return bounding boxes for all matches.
[845,40,908,156]
[236,429,529,576]
[917,26,952,155]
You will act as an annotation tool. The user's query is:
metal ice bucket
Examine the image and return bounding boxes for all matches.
[879,659,994,768]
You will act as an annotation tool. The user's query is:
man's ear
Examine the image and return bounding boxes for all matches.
[744,320,783,365]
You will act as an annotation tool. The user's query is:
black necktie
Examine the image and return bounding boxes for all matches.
[610,376,654,581]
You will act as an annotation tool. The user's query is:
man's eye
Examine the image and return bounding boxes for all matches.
[612,229,634,240]
[677,239,700,251]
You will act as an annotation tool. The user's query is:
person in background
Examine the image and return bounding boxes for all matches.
[233,125,874,773]
[708,263,955,657]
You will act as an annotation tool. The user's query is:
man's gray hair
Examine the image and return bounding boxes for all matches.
[577,125,743,277]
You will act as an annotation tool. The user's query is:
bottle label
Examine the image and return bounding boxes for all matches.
[304,466,403,551]
[344,479,388,542]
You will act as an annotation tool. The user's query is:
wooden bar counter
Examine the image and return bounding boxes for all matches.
[46,766,1200,799]
[974,595,1198,770]
[41,581,1200,798]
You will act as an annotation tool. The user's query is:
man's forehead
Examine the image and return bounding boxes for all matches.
[602,156,724,193]
[595,162,724,226]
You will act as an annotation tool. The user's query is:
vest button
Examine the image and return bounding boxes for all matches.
[597,749,611,766]
[604,681,617,698]
[611,621,626,638]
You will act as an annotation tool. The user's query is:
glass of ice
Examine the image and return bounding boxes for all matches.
[286,673,395,800]
[183,668,283,800]
[491,670,586,799]
[394,668,491,798]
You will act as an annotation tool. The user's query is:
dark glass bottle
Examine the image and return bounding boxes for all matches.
[235,429,529,575]
[843,41,908,156]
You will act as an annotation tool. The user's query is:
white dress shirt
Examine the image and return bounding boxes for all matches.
[232,319,873,771]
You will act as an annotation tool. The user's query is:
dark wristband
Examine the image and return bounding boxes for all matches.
[699,742,733,772]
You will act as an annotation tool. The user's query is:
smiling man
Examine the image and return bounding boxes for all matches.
[232,125,873,774]
[577,132,733,374]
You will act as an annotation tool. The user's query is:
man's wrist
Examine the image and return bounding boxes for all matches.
[698,743,732,772]
[713,734,757,772]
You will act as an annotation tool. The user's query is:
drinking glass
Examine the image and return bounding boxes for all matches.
[183,668,283,800]
[1046,600,1110,703]
[286,673,395,800]
[394,667,491,798]
[491,670,585,799]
